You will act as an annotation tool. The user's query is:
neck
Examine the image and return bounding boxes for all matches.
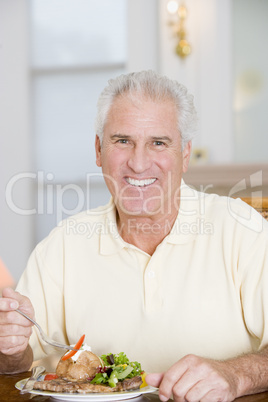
[117,211,178,256]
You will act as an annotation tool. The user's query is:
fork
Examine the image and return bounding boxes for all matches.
[16,309,78,351]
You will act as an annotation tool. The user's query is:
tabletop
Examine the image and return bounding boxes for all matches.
[1,371,268,402]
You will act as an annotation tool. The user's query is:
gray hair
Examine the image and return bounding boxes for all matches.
[95,70,197,149]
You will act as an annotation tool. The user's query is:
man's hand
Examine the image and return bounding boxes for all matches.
[0,287,34,356]
[146,354,241,402]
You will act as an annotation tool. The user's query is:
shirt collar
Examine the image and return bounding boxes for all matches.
[99,180,204,254]
[99,199,126,255]
[166,180,207,244]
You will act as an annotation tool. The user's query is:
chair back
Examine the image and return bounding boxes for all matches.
[241,197,268,220]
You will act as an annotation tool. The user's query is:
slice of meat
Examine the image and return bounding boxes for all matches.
[116,376,143,391]
[77,376,143,394]
[33,378,80,393]
[33,375,143,394]
[77,383,115,393]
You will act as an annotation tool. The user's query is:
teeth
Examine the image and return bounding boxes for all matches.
[126,178,156,187]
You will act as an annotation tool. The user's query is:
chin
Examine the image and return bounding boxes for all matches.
[117,200,164,217]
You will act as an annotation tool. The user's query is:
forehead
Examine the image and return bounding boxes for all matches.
[105,94,178,128]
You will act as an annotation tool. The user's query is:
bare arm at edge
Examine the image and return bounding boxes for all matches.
[146,345,268,401]
[0,344,33,374]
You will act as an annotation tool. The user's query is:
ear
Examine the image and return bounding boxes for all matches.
[182,141,192,173]
[95,135,102,167]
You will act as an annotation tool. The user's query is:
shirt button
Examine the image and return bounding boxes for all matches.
[147,271,155,278]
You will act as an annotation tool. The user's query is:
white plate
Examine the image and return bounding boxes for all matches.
[15,378,157,402]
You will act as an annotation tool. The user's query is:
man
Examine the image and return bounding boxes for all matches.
[1,71,268,401]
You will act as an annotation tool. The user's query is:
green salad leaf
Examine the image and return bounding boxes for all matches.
[113,352,129,365]
[129,361,142,377]
[90,372,108,384]
[90,352,143,387]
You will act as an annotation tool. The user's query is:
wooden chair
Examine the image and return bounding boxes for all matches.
[241,197,268,220]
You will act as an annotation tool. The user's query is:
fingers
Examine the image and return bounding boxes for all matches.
[0,288,34,327]
[0,334,31,355]
[1,287,33,312]
[0,326,32,356]
[0,288,34,356]
[146,372,174,402]
[151,355,237,402]
[0,288,19,310]
[145,372,164,387]
[0,287,34,317]
[0,321,32,336]
[157,357,191,401]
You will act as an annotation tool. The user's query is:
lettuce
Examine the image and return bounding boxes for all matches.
[90,372,108,384]
[90,352,142,386]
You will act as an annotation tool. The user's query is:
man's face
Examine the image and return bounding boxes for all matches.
[95,95,191,220]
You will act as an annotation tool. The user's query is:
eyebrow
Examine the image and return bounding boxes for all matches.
[110,134,172,143]
[110,134,131,140]
[151,136,172,143]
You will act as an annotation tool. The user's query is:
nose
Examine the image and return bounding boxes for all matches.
[127,144,152,173]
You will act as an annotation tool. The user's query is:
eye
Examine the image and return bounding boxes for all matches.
[114,138,131,147]
[153,140,165,147]
[117,139,129,144]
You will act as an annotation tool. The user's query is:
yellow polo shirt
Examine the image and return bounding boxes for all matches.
[16,182,268,373]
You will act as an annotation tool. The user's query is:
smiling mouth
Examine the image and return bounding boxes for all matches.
[125,178,157,187]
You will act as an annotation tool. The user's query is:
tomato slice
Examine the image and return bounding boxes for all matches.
[61,334,85,361]
[44,373,58,381]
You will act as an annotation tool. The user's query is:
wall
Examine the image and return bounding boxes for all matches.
[233,0,268,163]
[127,0,159,72]
[159,0,233,164]
[0,0,33,282]
[159,0,268,198]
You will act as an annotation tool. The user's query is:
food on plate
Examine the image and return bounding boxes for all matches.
[33,337,144,394]
[33,376,143,393]
[61,334,85,361]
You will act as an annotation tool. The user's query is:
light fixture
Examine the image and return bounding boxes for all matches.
[167,0,191,58]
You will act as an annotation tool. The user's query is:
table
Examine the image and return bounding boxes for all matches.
[1,371,268,402]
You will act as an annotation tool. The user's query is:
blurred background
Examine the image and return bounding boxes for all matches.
[0,0,267,286]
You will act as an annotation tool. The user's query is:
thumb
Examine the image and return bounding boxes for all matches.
[2,287,33,315]
[145,372,164,388]
[1,287,20,309]
[2,287,17,298]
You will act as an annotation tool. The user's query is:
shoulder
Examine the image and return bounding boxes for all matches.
[60,198,115,227]
[181,182,268,236]
[206,193,267,234]
[35,199,116,252]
